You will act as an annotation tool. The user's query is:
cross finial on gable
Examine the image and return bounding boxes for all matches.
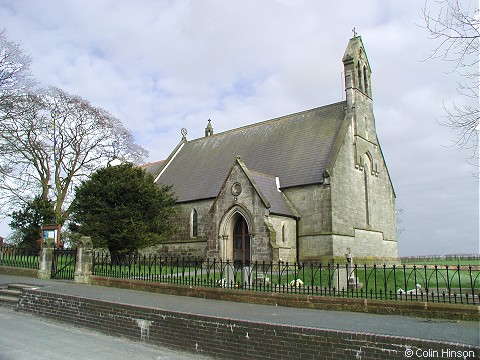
[352,27,357,37]
[205,119,214,137]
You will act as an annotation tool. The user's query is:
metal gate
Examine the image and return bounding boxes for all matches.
[51,249,77,280]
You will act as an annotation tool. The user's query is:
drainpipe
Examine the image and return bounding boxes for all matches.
[295,216,300,264]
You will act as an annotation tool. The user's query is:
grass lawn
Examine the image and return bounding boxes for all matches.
[92,258,479,303]
[0,251,39,269]
[401,258,480,266]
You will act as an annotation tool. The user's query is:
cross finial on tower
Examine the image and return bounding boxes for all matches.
[352,27,357,37]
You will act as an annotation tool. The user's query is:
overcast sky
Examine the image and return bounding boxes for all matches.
[0,0,478,256]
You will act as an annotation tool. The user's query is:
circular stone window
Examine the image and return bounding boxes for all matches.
[231,182,242,196]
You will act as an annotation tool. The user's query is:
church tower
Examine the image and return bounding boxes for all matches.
[343,35,379,173]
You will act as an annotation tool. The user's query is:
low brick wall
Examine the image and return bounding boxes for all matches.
[91,276,480,322]
[18,288,478,360]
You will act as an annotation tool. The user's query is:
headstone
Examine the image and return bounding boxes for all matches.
[345,249,363,290]
[223,263,235,288]
[242,266,252,288]
[332,267,348,291]
[332,249,364,291]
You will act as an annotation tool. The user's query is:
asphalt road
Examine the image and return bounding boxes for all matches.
[0,307,213,360]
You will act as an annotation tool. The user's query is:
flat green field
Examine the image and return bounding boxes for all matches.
[401,258,479,266]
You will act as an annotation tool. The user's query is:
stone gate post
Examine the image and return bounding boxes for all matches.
[74,236,93,284]
[37,238,55,279]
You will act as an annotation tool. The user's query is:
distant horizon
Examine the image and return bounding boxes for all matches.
[399,253,479,258]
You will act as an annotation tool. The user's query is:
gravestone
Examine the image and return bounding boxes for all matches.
[332,250,363,290]
[242,266,253,288]
[223,263,235,288]
[332,266,348,291]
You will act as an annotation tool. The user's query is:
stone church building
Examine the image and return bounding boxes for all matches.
[143,36,398,264]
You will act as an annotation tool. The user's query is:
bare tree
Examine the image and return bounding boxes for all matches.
[421,0,479,173]
[0,29,36,193]
[0,29,35,114]
[0,87,148,225]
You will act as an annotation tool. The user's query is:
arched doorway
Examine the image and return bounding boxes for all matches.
[233,216,250,268]
[217,205,254,263]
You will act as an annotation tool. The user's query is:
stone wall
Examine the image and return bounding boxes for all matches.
[283,184,332,262]
[265,214,296,263]
[283,184,332,236]
[145,239,206,258]
[169,199,213,243]
[142,199,212,257]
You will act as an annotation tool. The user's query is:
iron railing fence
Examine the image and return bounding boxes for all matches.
[92,253,480,305]
[51,249,77,280]
[0,246,39,269]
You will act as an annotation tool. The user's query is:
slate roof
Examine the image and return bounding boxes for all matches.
[156,101,347,204]
[140,160,165,178]
[248,169,295,217]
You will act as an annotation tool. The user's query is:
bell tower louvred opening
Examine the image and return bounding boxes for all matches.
[343,35,372,111]
[205,119,214,137]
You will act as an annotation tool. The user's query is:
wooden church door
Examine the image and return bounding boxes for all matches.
[233,216,250,268]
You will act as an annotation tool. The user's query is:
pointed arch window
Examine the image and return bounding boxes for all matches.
[357,61,363,92]
[192,209,198,238]
[364,169,370,225]
[363,65,369,96]
[363,152,373,226]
